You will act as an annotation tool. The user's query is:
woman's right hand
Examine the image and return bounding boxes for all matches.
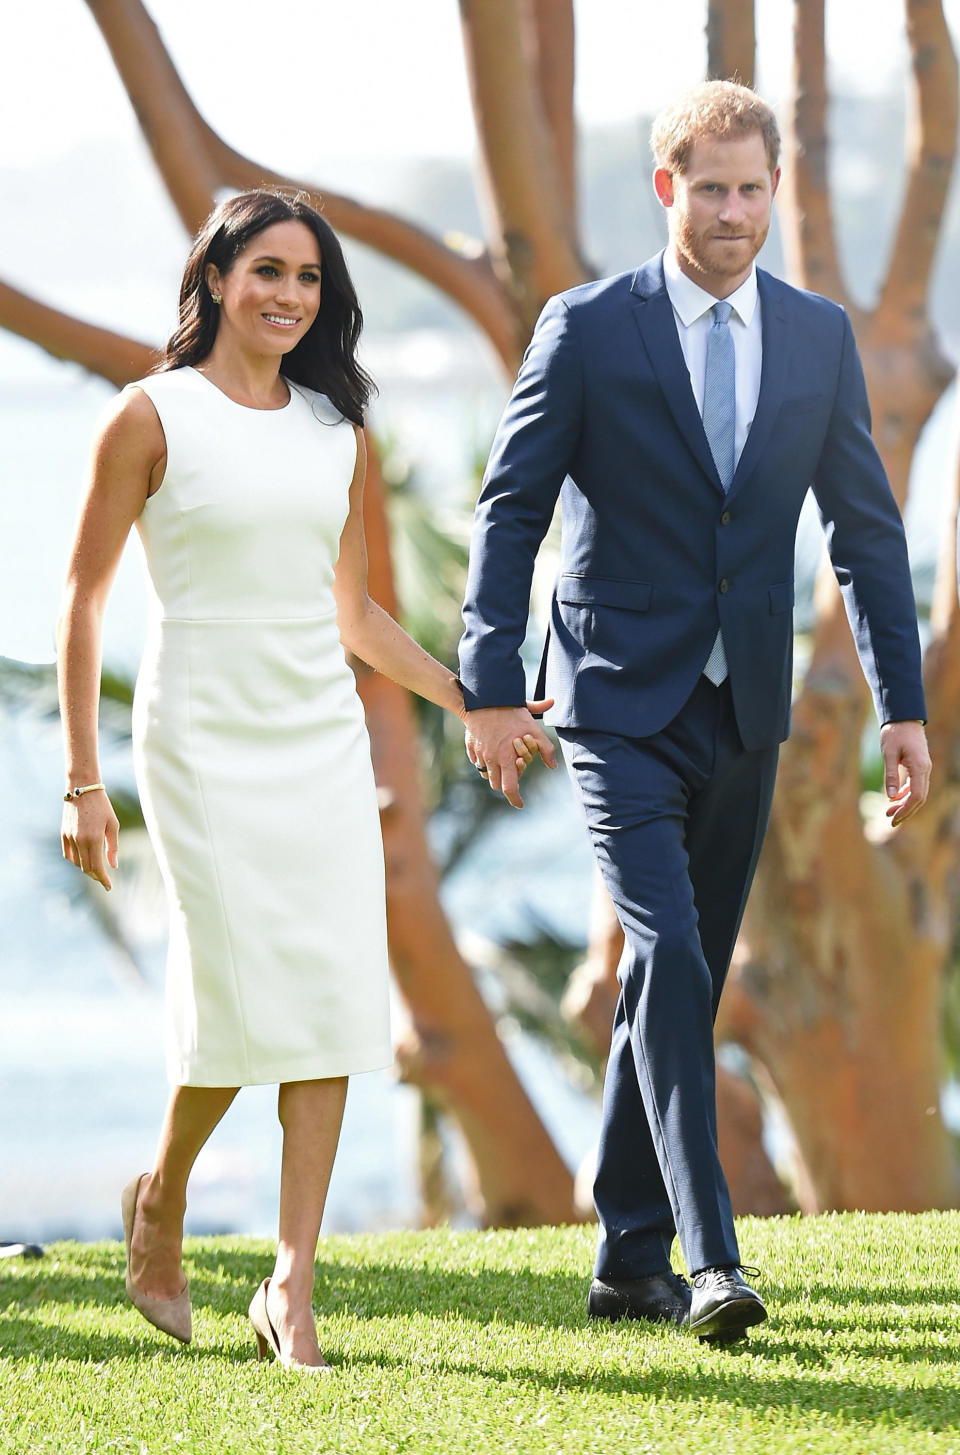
[61,791,120,891]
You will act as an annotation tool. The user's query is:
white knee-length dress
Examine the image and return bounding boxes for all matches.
[129,366,392,1087]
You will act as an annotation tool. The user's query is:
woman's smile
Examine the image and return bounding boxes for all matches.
[205,219,324,358]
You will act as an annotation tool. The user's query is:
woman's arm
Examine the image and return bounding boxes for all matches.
[58,387,165,889]
[333,429,551,803]
[332,428,468,716]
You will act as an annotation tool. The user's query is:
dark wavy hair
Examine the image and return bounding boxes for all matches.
[157,189,374,425]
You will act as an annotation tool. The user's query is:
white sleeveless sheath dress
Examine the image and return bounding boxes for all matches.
[129,366,392,1086]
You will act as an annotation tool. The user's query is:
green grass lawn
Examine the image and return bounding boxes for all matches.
[1,1212,958,1454]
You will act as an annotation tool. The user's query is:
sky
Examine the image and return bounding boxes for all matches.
[5,0,958,173]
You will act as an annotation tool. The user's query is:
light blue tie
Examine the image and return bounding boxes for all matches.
[701,300,735,685]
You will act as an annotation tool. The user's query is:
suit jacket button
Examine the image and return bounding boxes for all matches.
[720,510,731,525]
[719,578,729,593]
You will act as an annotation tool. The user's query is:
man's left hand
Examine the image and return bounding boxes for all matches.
[880,720,931,826]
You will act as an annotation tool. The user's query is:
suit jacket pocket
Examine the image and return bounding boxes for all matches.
[556,575,653,611]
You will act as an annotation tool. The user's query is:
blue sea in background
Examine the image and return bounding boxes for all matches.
[1,322,957,1245]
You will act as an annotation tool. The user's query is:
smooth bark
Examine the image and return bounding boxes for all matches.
[459,0,586,338]
[528,0,579,237]
[779,0,846,304]
[724,0,960,1210]
[358,439,576,1223]
[85,0,517,367]
[706,0,756,87]
[0,280,156,385]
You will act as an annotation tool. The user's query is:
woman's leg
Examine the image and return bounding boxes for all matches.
[130,1085,239,1298]
[266,1077,348,1365]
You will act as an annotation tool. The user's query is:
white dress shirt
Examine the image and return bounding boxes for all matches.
[662,248,762,468]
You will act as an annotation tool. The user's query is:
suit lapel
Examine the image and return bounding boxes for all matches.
[629,257,724,493]
[729,268,788,495]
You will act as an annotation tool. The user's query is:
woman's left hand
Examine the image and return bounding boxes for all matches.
[514,734,539,776]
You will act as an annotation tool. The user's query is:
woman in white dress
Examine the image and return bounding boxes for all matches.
[58,189,545,1369]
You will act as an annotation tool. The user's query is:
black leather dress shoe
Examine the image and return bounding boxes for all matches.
[588,1271,691,1328]
[688,1265,766,1341]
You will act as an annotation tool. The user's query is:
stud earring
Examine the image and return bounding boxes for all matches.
[211,292,222,305]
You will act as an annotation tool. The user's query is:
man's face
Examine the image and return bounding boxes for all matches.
[654,130,780,296]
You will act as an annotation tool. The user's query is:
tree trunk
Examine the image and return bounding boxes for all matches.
[723,0,960,1210]
[706,0,756,87]
[724,671,958,1209]
[359,441,577,1224]
[459,0,586,343]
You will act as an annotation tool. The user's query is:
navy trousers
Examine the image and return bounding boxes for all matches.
[558,676,779,1278]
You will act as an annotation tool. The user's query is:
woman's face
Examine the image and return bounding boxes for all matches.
[206,219,323,358]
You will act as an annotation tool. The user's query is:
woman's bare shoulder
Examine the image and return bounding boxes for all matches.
[103,378,162,427]
[91,379,167,480]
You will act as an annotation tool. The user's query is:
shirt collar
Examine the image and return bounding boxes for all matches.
[662,248,758,328]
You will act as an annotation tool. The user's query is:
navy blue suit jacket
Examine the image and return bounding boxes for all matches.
[458,254,926,751]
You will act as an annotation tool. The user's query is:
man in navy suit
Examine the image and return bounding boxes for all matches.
[457,81,930,1341]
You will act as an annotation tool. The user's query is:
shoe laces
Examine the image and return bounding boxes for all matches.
[692,1263,761,1289]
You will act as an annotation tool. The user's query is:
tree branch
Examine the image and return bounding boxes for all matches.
[527,0,579,243]
[358,436,577,1224]
[0,279,156,386]
[780,0,847,305]
[85,0,220,232]
[706,0,756,87]
[460,0,586,335]
[200,136,519,370]
[876,0,959,327]
[85,0,518,370]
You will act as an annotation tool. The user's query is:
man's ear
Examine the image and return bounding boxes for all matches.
[653,167,675,208]
[770,165,782,200]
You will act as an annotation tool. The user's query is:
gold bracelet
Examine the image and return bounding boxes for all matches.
[63,782,105,803]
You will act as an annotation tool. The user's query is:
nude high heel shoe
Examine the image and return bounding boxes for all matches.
[248,1278,330,1371]
[121,1174,192,1344]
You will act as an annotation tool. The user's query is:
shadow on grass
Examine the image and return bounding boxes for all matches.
[773,1280,960,1309]
[0,1249,592,1332]
[339,1344,960,1435]
[3,1249,959,1433]
[747,1333,960,1369]
[0,1314,214,1365]
[5,1249,960,1336]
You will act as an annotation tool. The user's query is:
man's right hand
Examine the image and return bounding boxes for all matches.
[464,701,557,808]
